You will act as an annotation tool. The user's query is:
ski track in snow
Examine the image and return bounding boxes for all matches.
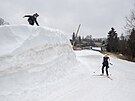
[0,25,135,101]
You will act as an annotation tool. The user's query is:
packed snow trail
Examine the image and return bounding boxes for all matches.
[46,50,135,101]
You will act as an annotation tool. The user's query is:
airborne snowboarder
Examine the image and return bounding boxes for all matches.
[23,13,39,26]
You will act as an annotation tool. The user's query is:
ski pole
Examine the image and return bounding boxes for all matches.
[93,66,101,73]
[110,63,113,65]
[108,68,112,76]
[108,63,113,76]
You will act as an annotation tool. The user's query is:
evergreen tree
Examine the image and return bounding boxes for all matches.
[107,27,119,52]
[78,36,81,44]
[128,28,135,59]
[118,34,127,55]
[71,32,76,45]
[72,32,75,42]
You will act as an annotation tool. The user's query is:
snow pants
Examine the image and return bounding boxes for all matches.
[102,65,109,76]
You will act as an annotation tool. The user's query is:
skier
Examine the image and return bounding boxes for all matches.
[23,13,39,26]
[101,54,110,76]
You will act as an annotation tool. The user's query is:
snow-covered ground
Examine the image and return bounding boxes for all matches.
[0,25,135,101]
[92,46,101,51]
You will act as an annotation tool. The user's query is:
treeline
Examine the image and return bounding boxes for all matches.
[71,33,95,47]
[107,7,135,61]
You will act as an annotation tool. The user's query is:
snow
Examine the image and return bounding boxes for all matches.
[92,46,101,51]
[0,25,135,101]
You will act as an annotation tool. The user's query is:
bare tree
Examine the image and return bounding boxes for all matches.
[125,4,135,32]
[123,4,135,61]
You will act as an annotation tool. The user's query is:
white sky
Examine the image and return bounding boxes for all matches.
[0,0,134,38]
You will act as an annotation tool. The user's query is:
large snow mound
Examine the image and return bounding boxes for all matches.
[0,25,77,81]
[0,25,69,55]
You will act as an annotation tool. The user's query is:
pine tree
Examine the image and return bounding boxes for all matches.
[128,28,135,59]
[107,27,119,52]
[72,32,75,42]
[118,34,127,54]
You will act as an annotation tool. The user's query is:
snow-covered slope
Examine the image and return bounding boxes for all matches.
[46,50,135,101]
[0,25,135,101]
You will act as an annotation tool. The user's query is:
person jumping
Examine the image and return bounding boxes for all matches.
[23,13,39,26]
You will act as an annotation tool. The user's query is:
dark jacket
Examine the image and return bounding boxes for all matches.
[24,15,39,26]
[102,56,109,66]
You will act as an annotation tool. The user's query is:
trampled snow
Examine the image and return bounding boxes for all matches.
[0,25,135,101]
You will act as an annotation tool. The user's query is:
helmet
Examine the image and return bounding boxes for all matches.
[104,53,109,57]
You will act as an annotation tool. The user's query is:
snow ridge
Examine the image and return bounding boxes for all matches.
[0,25,77,81]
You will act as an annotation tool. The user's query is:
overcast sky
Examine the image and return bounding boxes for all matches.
[0,0,134,38]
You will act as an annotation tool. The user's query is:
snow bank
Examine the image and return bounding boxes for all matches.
[0,25,77,81]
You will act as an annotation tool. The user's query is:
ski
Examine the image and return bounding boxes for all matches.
[92,74,113,80]
[107,76,113,80]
